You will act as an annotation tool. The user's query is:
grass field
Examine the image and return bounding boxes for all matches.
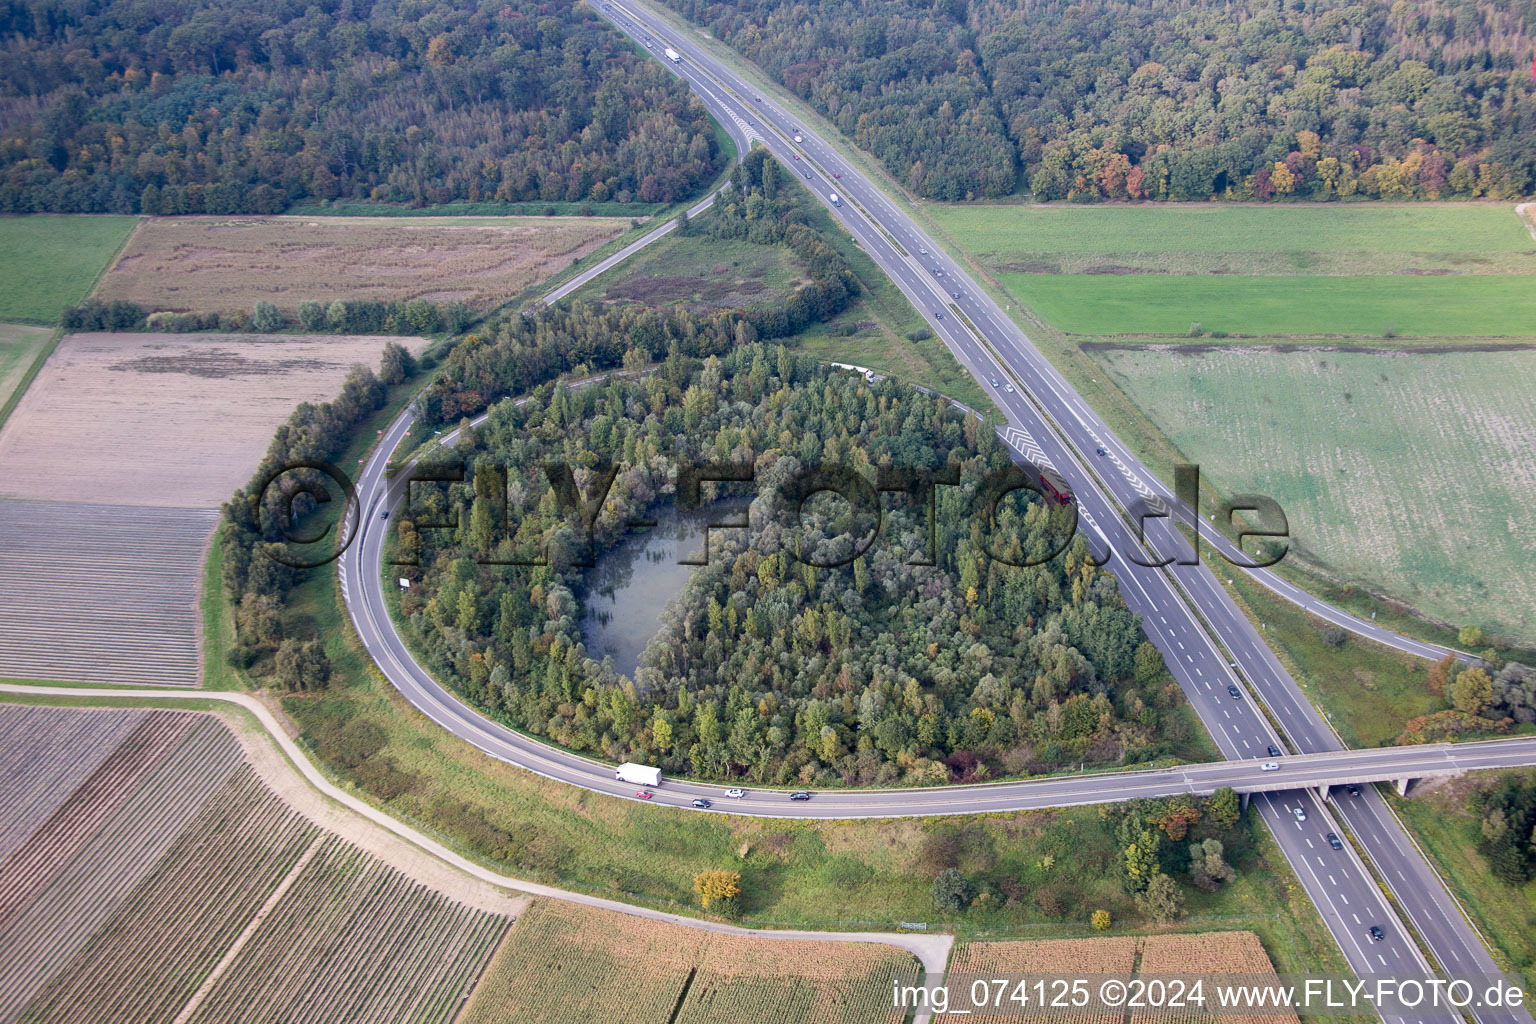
[932,203,1536,259]
[1392,768,1536,993]
[0,324,53,428]
[998,275,1536,337]
[94,215,625,313]
[1094,345,1536,647]
[460,900,913,1024]
[0,216,139,323]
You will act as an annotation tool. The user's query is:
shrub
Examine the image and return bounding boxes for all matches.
[931,868,971,912]
[1091,909,1111,931]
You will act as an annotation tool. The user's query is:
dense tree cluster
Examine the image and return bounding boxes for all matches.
[63,295,470,335]
[219,350,415,684]
[1396,653,1533,743]
[1473,775,1536,884]
[662,0,1536,200]
[415,151,860,427]
[396,345,1194,787]
[0,0,724,213]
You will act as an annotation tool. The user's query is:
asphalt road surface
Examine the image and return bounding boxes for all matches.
[332,7,1536,1018]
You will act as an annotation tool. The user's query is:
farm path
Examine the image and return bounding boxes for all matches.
[0,684,953,1005]
[1518,203,1536,242]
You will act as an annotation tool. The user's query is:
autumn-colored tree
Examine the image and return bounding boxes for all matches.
[1427,653,1458,696]
[1091,909,1111,931]
[694,869,742,916]
[1451,668,1494,716]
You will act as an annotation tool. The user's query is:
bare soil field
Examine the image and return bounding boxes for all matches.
[0,331,426,508]
[0,704,515,1024]
[93,215,626,312]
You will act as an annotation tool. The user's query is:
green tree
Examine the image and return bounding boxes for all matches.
[252,300,282,332]
[931,868,971,912]
[1458,625,1485,648]
[1091,909,1111,931]
[1205,787,1241,830]
[1451,668,1493,716]
[379,341,416,385]
[1136,872,1185,922]
[297,300,325,331]
[1133,641,1165,685]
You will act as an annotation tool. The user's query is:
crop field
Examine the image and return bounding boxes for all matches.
[0,704,517,1024]
[0,215,139,323]
[941,937,1139,1024]
[941,934,1294,1024]
[932,203,1536,337]
[575,231,807,310]
[0,331,427,508]
[459,899,917,1024]
[0,500,218,685]
[184,837,508,1024]
[1093,345,1536,645]
[93,215,626,313]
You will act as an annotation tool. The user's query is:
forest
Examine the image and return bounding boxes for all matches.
[0,0,724,213]
[394,345,1190,788]
[661,0,1536,201]
[1473,774,1536,884]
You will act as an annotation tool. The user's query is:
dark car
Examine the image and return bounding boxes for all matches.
[1227,684,1242,699]
[1346,784,1362,797]
[789,791,812,801]
[1095,446,1107,456]
[1327,832,1343,850]
[934,311,944,319]
[691,798,712,809]
[1368,925,1385,942]
[1267,745,1282,758]
[380,509,390,519]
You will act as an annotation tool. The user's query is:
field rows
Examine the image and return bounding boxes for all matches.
[0,500,217,685]
[0,706,150,862]
[0,716,244,1019]
[0,706,516,1024]
[187,837,508,1024]
[0,711,197,934]
[18,767,319,1024]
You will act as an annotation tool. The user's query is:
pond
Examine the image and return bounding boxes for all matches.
[580,502,748,679]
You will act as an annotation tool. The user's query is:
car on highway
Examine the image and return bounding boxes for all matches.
[1267,745,1282,758]
[792,153,799,160]
[952,291,961,299]
[1004,383,1015,393]
[793,134,803,142]
[380,509,389,519]
[832,171,840,178]
[932,267,943,277]
[1261,761,1280,772]
[1293,805,1307,821]
[789,791,812,801]
[1227,684,1242,699]
[988,377,1001,388]
[725,788,746,798]
[636,790,653,799]
[1346,784,1362,797]
[1327,832,1343,850]
[802,170,810,178]
[934,311,943,319]
[1369,925,1385,942]
[691,798,712,809]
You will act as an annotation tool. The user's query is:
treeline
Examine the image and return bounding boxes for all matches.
[1473,775,1536,885]
[1397,654,1535,743]
[396,346,1191,787]
[218,342,421,687]
[416,152,861,426]
[0,0,724,214]
[62,296,471,336]
[662,0,1536,201]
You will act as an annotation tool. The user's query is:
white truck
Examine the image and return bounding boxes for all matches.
[829,192,842,207]
[616,762,662,787]
[664,47,682,63]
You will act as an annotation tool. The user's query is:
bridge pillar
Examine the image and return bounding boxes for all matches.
[1395,777,1415,797]
[1317,785,1330,803]
[1240,791,1250,814]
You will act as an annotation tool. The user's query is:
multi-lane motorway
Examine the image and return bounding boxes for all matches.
[335,5,1535,1019]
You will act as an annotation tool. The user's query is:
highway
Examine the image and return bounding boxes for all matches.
[332,5,1536,1018]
